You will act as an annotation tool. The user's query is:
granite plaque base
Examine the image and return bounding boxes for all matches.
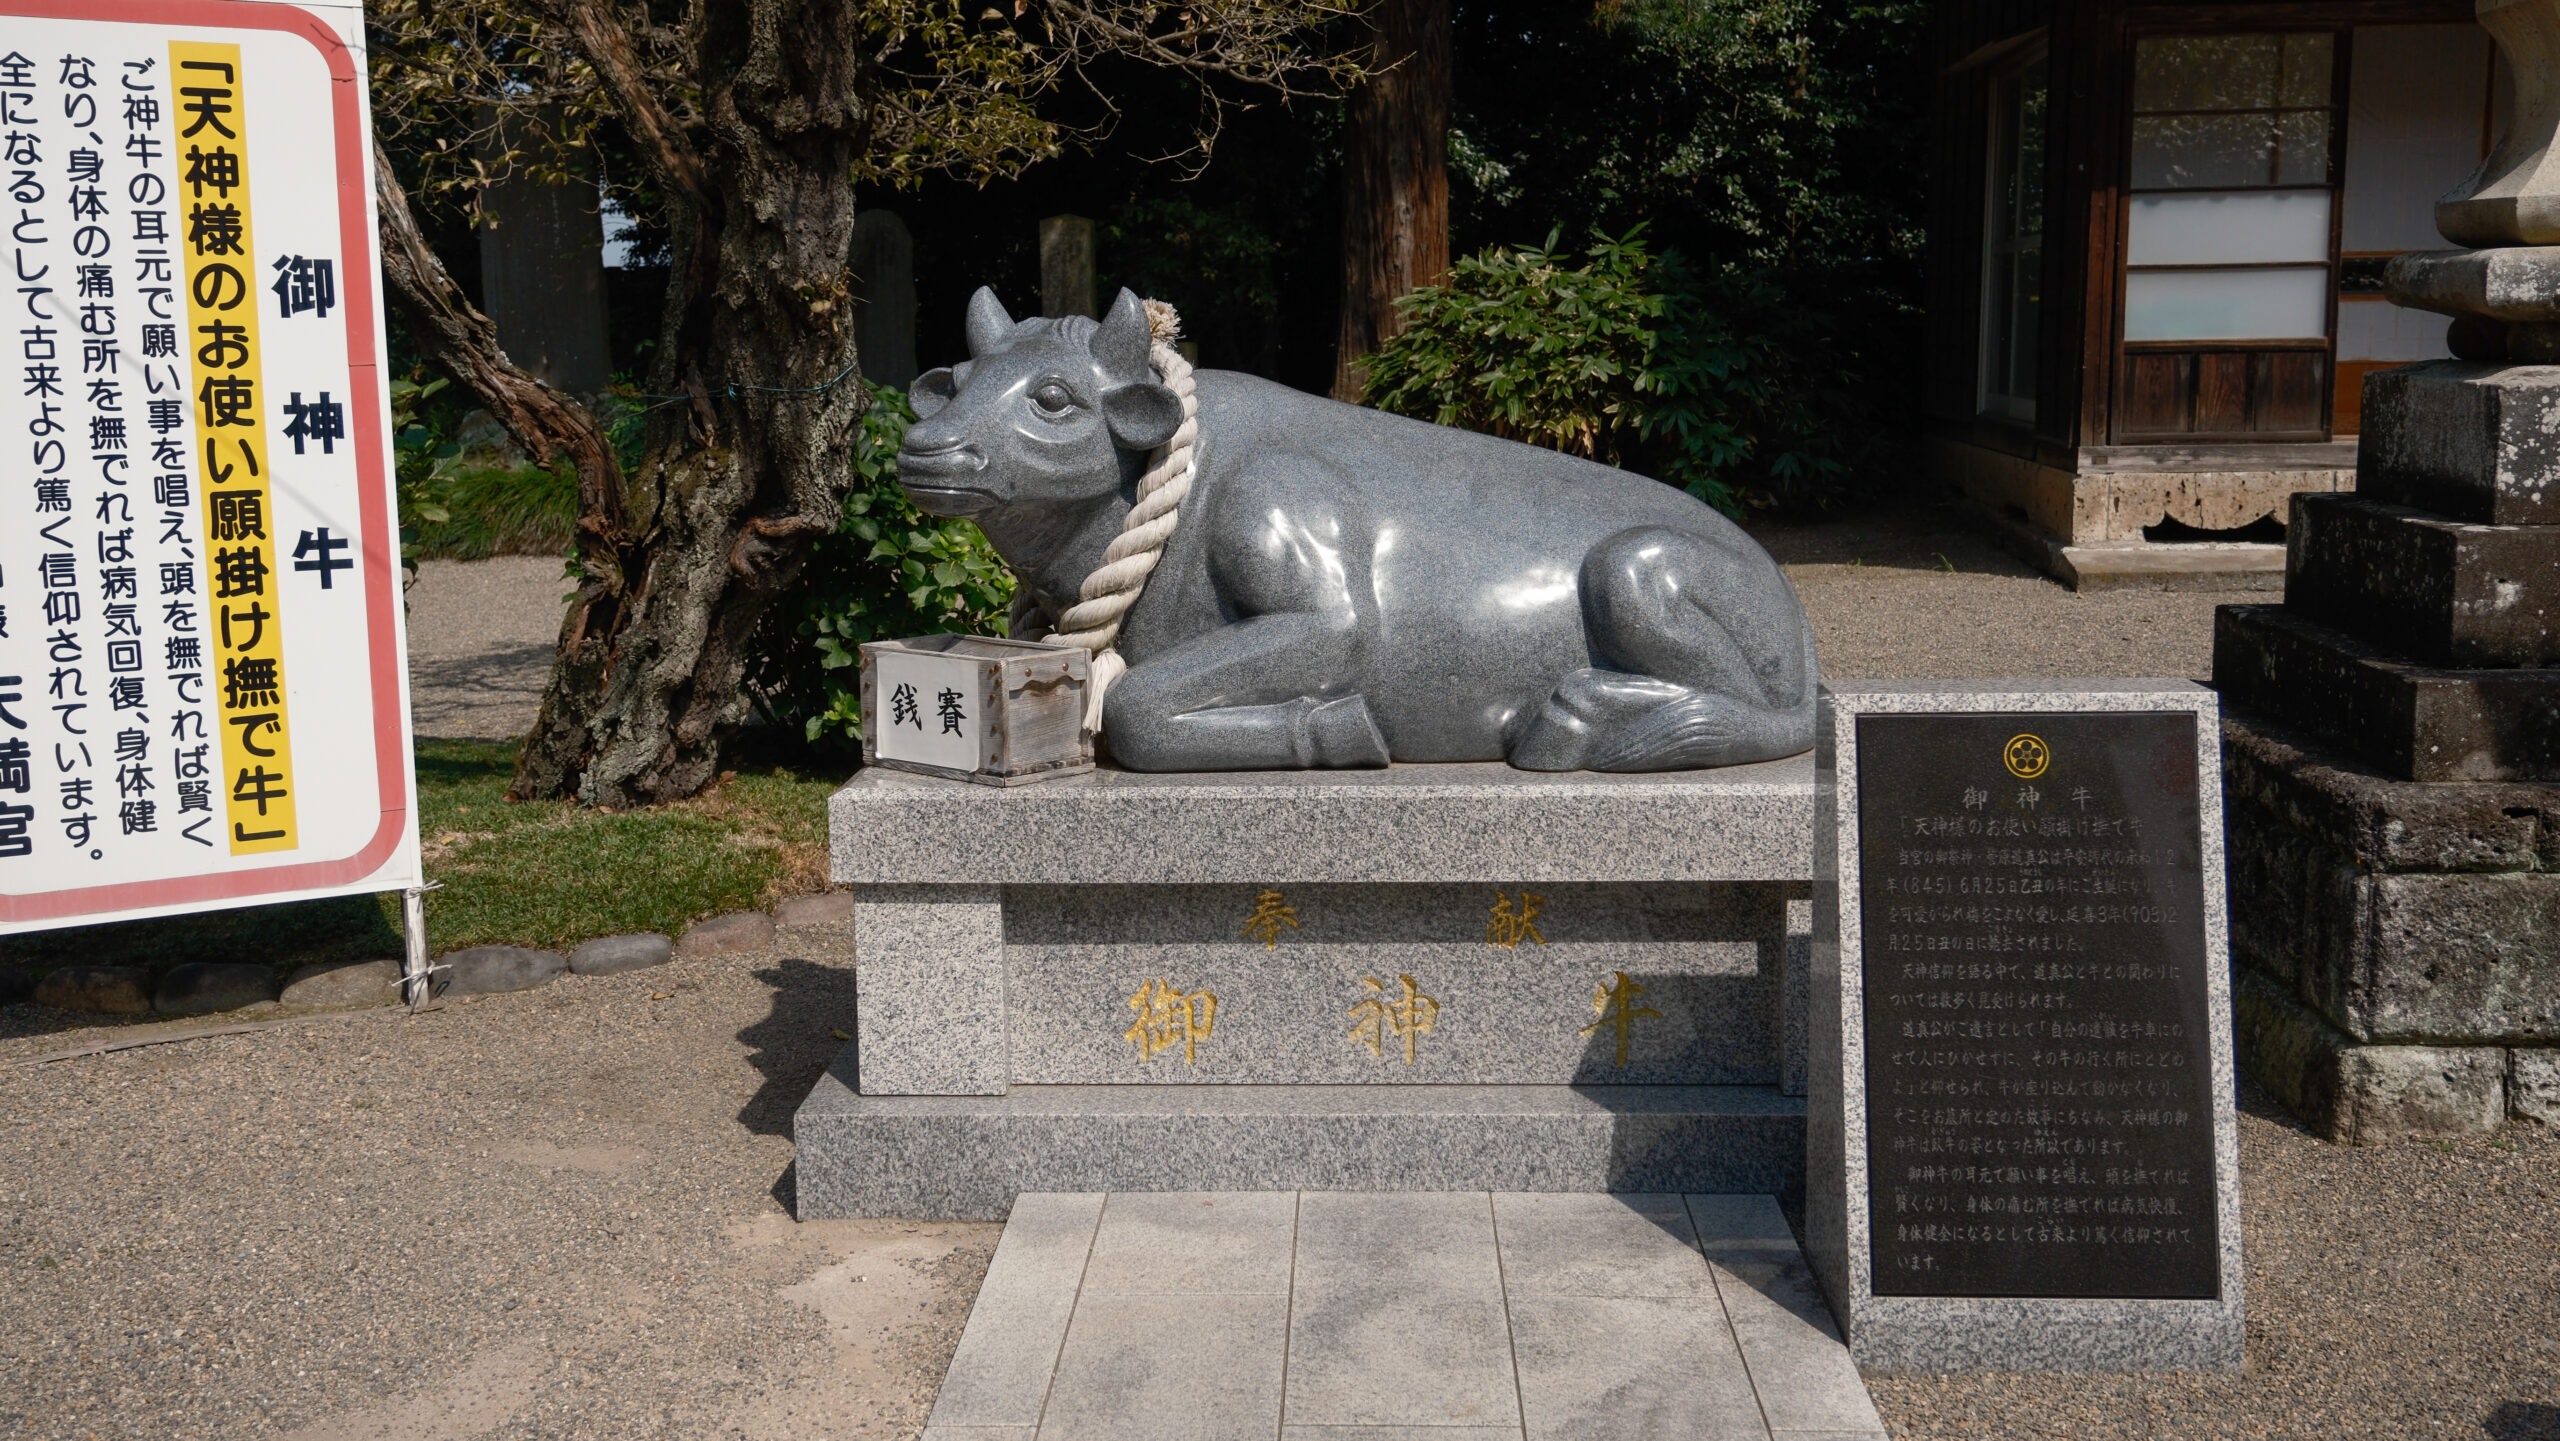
[798,760,1817,1219]
[1809,681,2245,1373]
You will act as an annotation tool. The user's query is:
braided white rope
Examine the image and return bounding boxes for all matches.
[1018,299,1197,736]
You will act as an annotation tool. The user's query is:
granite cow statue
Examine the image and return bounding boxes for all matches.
[896,286,1819,772]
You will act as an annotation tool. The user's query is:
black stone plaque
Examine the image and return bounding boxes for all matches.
[1856,711,2219,1300]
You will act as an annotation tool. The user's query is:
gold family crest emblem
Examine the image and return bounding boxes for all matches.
[2003,732,2050,780]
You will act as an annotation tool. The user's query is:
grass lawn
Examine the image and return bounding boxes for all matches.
[0,738,845,983]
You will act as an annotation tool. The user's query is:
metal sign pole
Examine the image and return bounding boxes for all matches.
[400,884,445,1011]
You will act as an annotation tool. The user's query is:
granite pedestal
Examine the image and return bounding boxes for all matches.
[1809,681,2246,1373]
[796,760,1817,1220]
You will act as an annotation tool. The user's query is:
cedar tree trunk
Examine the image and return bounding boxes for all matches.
[1330,0,1451,403]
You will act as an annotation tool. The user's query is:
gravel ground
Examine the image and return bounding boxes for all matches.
[406,558,574,740]
[1749,501,2252,684]
[0,925,998,1441]
[7,509,2541,1439]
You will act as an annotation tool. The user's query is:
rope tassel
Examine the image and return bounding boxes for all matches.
[1022,300,1197,738]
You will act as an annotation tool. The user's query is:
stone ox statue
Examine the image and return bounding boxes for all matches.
[897,287,1819,772]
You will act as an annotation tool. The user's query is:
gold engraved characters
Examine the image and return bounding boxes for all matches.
[1349,973,1440,1064]
[1486,890,1546,948]
[1241,888,1299,949]
[1123,978,1217,1065]
[1579,970,1664,1068]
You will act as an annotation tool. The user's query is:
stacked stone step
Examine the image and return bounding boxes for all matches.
[2217,357,2560,783]
[2211,269,2560,1143]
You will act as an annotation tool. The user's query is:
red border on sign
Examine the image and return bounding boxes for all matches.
[1,0,411,922]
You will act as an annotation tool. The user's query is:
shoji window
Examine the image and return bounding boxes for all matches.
[2117,32,2341,441]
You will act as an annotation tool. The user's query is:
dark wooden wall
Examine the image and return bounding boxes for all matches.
[1927,0,2476,456]
[1920,0,2052,438]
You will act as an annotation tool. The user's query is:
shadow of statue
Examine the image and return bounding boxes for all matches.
[2488,1402,2560,1440]
[733,950,859,1142]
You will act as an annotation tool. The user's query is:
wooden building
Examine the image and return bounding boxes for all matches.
[1927,1,2500,587]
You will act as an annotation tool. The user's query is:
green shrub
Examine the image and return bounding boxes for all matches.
[389,368,583,561]
[1364,228,1836,517]
[404,461,581,560]
[1446,1,1930,507]
[746,382,1015,748]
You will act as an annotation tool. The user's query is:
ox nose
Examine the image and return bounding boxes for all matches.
[897,439,985,479]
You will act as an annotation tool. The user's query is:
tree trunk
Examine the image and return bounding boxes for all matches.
[497,0,868,807]
[1330,0,1452,404]
[373,142,642,733]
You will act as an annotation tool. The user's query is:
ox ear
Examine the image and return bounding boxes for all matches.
[907,367,958,420]
[1090,288,1152,382]
[1101,381,1182,451]
[965,287,1015,358]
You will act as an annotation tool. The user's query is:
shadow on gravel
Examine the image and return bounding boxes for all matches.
[0,892,403,1040]
[736,955,860,1139]
[2233,1068,2320,1139]
[1744,500,2045,579]
[2487,1402,2560,1440]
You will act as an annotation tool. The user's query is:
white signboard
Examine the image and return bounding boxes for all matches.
[0,0,419,934]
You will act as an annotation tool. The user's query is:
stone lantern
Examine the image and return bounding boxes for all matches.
[2214,0,2560,1140]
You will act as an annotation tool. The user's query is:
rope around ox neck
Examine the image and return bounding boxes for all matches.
[1013,299,1197,736]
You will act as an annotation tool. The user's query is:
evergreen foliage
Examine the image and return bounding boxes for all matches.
[746,384,1015,748]
[1444,0,1930,508]
[1363,228,1789,517]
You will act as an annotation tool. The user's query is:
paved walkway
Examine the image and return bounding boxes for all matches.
[921,1191,1887,1441]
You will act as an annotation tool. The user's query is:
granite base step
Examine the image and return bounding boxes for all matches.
[2212,604,2560,780]
[792,1060,1807,1220]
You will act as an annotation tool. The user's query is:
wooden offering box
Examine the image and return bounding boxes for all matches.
[858,635,1093,786]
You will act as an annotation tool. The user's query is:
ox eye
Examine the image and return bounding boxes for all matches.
[1030,381,1075,415]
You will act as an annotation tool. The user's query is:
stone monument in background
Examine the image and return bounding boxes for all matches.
[850,209,917,391]
[2213,0,2560,1142]
[475,114,611,395]
[1038,214,1098,321]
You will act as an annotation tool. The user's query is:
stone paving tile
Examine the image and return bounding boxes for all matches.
[1292,1191,1505,1298]
[1284,1288,1524,1428]
[926,1193,1103,1429]
[1492,1191,1716,1299]
[1690,1194,1889,1440]
[1081,1190,1296,1296]
[931,1191,1881,1440]
[1279,1430,1525,1440]
[1039,1292,1289,1441]
[1509,1293,1768,1441]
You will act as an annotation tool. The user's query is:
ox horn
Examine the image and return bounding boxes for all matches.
[1091,288,1151,382]
[965,287,1015,358]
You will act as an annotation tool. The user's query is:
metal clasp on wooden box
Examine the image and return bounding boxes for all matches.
[858,635,1093,786]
